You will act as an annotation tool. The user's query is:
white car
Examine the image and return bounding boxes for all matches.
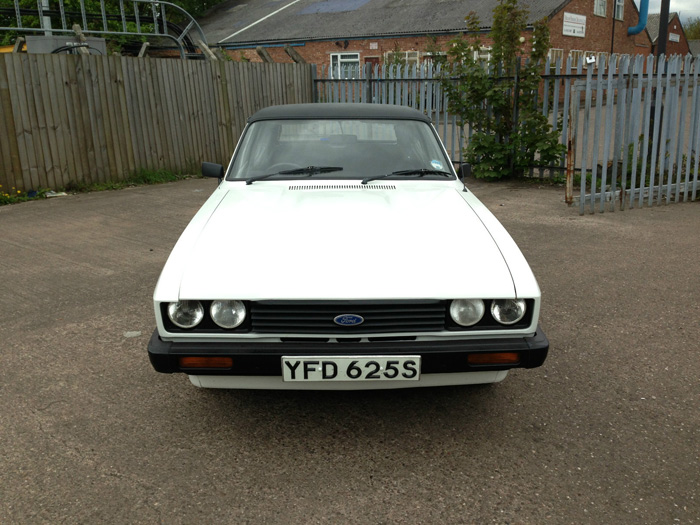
[148,103,548,390]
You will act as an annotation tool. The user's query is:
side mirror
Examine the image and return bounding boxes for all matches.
[202,162,224,181]
[459,163,472,179]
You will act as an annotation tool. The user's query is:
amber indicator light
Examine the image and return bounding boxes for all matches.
[179,356,233,369]
[467,352,520,365]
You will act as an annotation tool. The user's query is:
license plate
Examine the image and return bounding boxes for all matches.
[282,356,421,382]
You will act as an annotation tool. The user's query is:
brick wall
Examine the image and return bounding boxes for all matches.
[654,16,691,56]
[548,0,651,59]
[225,0,654,70]
[226,34,458,69]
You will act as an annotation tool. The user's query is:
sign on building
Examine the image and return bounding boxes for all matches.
[563,12,586,38]
[669,33,680,42]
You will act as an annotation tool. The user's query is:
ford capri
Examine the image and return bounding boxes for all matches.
[147,103,549,390]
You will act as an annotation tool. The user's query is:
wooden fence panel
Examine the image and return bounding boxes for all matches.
[0,55,314,193]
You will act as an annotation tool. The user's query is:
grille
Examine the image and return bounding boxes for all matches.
[250,300,447,334]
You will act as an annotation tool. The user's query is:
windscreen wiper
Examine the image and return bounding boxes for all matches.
[246,166,343,185]
[361,169,453,185]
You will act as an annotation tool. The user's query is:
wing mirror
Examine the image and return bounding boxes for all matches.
[202,162,224,182]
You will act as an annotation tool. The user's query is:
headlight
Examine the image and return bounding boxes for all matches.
[210,300,246,329]
[449,299,485,326]
[168,300,204,329]
[491,299,526,325]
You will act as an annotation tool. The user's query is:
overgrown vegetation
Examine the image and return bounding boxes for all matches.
[437,0,565,180]
[0,169,192,206]
[685,16,700,40]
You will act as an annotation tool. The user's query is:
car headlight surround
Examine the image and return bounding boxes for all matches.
[491,299,526,325]
[210,300,247,329]
[167,300,204,329]
[449,299,485,327]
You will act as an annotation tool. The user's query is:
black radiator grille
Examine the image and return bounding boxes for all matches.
[250,301,447,334]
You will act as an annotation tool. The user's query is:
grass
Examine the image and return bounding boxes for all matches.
[0,169,196,206]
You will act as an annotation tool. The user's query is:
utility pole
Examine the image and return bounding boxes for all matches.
[656,0,670,58]
[41,0,52,36]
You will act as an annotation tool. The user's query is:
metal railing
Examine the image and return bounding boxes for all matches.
[314,56,700,214]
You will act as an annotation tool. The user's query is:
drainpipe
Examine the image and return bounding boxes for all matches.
[627,0,648,35]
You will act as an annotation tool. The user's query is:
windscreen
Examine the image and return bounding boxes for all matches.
[226,118,452,181]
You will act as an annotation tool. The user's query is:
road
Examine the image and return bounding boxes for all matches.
[1,178,699,524]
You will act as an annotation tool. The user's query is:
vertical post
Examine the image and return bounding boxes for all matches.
[656,0,670,59]
[566,100,575,205]
[364,62,372,103]
[40,0,52,35]
[510,58,520,176]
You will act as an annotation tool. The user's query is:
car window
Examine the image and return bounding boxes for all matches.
[226,119,452,181]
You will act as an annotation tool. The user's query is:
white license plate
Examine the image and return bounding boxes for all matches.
[282,356,421,382]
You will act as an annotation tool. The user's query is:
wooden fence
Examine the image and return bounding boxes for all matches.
[0,54,314,192]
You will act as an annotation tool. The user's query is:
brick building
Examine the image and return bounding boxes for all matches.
[199,0,653,72]
[645,12,691,56]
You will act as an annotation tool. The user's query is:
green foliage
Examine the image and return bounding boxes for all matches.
[1,1,227,48]
[0,169,192,206]
[439,0,565,180]
[64,168,188,192]
[685,17,700,40]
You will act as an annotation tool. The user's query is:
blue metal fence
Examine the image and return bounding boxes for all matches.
[314,56,700,214]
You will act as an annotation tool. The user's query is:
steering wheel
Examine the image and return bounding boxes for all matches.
[267,163,303,172]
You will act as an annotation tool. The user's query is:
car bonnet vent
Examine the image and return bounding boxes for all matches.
[289,184,396,191]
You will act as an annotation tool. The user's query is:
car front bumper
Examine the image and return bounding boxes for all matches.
[147,325,549,377]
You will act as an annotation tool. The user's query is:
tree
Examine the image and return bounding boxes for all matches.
[439,0,565,179]
[685,17,700,40]
[1,1,226,47]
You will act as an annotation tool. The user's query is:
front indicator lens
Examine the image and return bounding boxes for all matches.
[450,299,485,326]
[179,357,233,369]
[468,352,520,365]
[491,299,526,325]
[168,300,204,329]
[210,300,246,329]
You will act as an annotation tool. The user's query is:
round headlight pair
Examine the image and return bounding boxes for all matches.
[167,300,246,329]
[449,299,526,327]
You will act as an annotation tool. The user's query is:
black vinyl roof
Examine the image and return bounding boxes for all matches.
[248,103,433,123]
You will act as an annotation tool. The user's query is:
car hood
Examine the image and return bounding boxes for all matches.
[160,181,519,301]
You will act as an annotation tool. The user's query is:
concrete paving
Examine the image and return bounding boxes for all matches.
[1,178,699,524]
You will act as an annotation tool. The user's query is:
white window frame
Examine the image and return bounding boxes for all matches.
[330,52,361,79]
[594,0,606,17]
[473,46,492,63]
[548,48,564,65]
[614,0,624,20]
[384,50,420,67]
[568,49,584,69]
[422,51,447,64]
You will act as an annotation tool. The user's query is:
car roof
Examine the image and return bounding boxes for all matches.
[248,103,432,123]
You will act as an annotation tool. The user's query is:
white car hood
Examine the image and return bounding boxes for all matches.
[159,181,520,301]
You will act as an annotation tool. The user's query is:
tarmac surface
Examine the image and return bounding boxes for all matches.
[1,177,699,524]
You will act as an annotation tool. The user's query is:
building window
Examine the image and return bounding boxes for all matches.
[548,48,564,65]
[422,52,447,65]
[596,52,610,68]
[614,0,624,20]
[568,50,584,69]
[473,46,492,63]
[594,0,606,17]
[330,53,360,78]
[384,50,420,67]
